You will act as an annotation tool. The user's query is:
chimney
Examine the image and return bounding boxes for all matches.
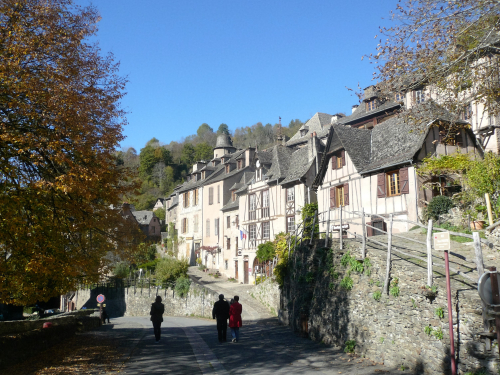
[351,105,359,114]
[308,131,319,163]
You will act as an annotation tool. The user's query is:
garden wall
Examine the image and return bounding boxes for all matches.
[76,278,219,319]
[252,277,280,316]
[279,239,498,375]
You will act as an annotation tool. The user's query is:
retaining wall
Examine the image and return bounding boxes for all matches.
[279,239,499,375]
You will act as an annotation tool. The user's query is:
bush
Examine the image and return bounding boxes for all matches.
[174,276,191,297]
[137,259,160,273]
[255,276,267,285]
[113,261,130,278]
[426,195,454,221]
[155,257,189,284]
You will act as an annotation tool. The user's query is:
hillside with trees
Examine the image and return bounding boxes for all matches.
[118,119,304,210]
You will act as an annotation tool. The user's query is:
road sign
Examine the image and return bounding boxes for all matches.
[96,294,105,304]
[434,232,450,251]
[331,224,349,231]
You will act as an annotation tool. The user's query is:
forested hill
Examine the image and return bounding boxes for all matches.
[116,120,304,210]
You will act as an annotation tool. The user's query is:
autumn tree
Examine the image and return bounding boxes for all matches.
[371,0,500,129]
[0,0,142,305]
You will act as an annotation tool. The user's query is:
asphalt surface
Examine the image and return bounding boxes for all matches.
[98,268,400,375]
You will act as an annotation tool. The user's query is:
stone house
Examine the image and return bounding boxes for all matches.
[131,210,161,239]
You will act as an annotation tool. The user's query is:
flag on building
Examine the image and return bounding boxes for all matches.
[240,230,247,240]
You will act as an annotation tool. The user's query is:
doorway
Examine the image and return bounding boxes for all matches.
[235,260,238,280]
[244,260,249,284]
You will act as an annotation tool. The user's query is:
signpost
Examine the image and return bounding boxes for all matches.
[97,294,106,324]
[433,232,456,375]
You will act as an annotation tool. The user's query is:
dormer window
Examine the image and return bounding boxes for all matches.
[366,99,377,111]
[300,128,308,137]
[225,164,230,173]
[231,190,236,202]
[237,159,244,170]
[201,171,205,180]
[395,93,404,102]
[413,90,425,104]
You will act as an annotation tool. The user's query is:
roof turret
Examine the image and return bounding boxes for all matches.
[215,133,234,149]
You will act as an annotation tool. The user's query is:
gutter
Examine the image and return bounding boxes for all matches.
[361,159,413,176]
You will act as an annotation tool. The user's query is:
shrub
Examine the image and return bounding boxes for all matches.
[340,276,353,291]
[155,257,189,284]
[344,340,356,353]
[113,261,130,278]
[255,276,267,285]
[174,276,191,297]
[426,195,454,221]
[373,290,382,301]
[389,278,400,297]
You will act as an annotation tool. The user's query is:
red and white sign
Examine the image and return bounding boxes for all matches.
[96,294,105,303]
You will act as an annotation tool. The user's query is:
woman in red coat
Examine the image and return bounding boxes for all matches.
[229,295,242,342]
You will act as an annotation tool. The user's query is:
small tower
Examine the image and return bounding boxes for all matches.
[213,133,236,159]
[275,116,285,145]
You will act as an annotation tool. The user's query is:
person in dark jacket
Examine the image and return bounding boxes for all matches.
[150,296,165,343]
[212,294,230,343]
[229,295,242,343]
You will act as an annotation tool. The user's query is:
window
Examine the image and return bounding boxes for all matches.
[181,218,188,234]
[209,187,213,205]
[194,215,199,233]
[256,168,262,181]
[249,224,256,240]
[330,183,350,207]
[262,221,270,239]
[261,190,269,218]
[386,170,401,196]
[206,219,210,237]
[300,128,308,137]
[236,215,239,226]
[414,90,425,104]
[336,185,344,207]
[231,190,236,202]
[215,218,219,237]
[226,237,231,250]
[331,150,345,170]
[202,171,205,179]
[193,189,199,206]
[217,185,220,203]
[395,92,404,102]
[235,237,238,256]
[237,159,242,169]
[461,103,472,121]
[287,187,294,202]
[286,216,295,233]
[227,216,231,228]
[366,99,377,111]
[249,194,257,220]
[225,260,228,270]
[183,192,190,208]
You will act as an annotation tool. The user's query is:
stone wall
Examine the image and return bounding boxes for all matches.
[279,239,498,375]
[77,280,219,319]
[252,278,280,316]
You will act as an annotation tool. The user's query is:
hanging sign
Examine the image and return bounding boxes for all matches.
[331,224,349,231]
[434,232,450,251]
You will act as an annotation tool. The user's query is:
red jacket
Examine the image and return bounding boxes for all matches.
[229,302,242,328]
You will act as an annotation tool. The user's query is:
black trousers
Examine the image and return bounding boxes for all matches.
[216,318,227,342]
[152,320,162,341]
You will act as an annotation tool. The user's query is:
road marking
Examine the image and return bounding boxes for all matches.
[182,327,229,375]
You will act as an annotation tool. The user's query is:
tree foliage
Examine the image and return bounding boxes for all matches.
[371,0,500,124]
[0,0,142,305]
[155,257,189,285]
[256,241,275,262]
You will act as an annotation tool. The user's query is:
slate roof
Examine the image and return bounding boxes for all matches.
[256,150,273,166]
[265,145,293,181]
[286,112,333,146]
[221,198,240,212]
[339,100,401,125]
[234,172,255,194]
[279,146,314,185]
[132,211,156,225]
[215,133,235,148]
[332,125,372,171]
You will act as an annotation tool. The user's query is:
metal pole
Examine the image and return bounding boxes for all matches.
[361,208,366,259]
[427,219,433,287]
[339,206,343,251]
[325,209,330,248]
[384,214,393,295]
[444,250,457,375]
[488,266,500,359]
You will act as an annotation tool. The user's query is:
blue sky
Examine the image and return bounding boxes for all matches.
[77,1,397,151]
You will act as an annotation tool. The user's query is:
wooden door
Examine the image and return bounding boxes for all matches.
[244,260,249,284]
[235,260,238,280]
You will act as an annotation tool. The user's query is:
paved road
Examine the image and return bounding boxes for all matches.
[97,269,399,375]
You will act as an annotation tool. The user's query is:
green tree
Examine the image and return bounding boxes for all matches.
[197,123,214,138]
[155,257,189,284]
[181,143,196,165]
[194,142,213,161]
[217,123,230,135]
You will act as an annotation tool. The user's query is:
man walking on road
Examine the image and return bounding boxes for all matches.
[150,296,165,343]
[212,294,230,343]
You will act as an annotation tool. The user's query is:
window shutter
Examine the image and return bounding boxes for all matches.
[330,187,336,208]
[366,222,373,237]
[412,90,416,104]
[331,155,337,170]
[399,167,409,194]
[343,183,349,206]
[209,187,213,205]
[377,173,386,198]
[341,150,346,166]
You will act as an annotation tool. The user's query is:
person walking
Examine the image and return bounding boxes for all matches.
[212,294,230,343]
[150,295,165,343]
[229,295,242,343]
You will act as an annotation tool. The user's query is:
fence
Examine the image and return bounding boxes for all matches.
[286,206,494,292]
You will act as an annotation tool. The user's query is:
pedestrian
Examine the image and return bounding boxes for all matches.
[102,306,110,324]
[229,295,242,343]
[212,294,230,343]
[150,295,165,343]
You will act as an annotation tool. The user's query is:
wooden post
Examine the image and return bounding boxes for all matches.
[325,208,330,248]
[361,208,366,259]
[384,214,393,295]
[339,206,343,251]
[309,211,317,245]
[485,193,494,226]
[427,219,433,287]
